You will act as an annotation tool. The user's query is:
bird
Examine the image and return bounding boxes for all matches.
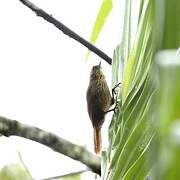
[86,62,113,154]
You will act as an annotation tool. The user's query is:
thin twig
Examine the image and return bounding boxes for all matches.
[18,152,34,179]
[18,0,112,65]
[0,116,101,175]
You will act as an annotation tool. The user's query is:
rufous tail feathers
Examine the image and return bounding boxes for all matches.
[93,128,102,154]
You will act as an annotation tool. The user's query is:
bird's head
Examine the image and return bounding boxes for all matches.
[90,62,104,80]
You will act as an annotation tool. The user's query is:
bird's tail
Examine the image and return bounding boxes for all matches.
[93,127,102,154]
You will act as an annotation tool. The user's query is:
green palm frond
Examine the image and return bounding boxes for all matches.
[89,0,179,178]
[101,0,180,179]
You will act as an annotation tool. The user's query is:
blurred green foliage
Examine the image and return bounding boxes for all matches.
[0,163,32,180]
[57,173,81,180]
[153,51,180,180]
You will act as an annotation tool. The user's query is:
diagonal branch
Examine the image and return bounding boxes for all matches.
[0,116,101,175]
[18,0,112,65]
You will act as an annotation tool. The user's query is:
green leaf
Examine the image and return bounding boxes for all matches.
[161,0,180,49]
[89,0,112,44]
[112,44,122,87]
[122,0,154,101]
[102,0,180,179]
[155,0,180,49]
[86,0,113,59]
[120,0,132,66]
[102,0,155,179]
[0,163,32,180]
[152,51,180,180]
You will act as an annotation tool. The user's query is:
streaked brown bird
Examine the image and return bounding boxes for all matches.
[86,63,113,154]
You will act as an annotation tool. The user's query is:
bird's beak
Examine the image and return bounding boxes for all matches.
[98,62,101,68]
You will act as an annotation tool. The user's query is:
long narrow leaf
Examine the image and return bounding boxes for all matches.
[86,0,112,59]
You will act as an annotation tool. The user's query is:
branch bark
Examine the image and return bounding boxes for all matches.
[0,116,101,175]
[18,0,112,65]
